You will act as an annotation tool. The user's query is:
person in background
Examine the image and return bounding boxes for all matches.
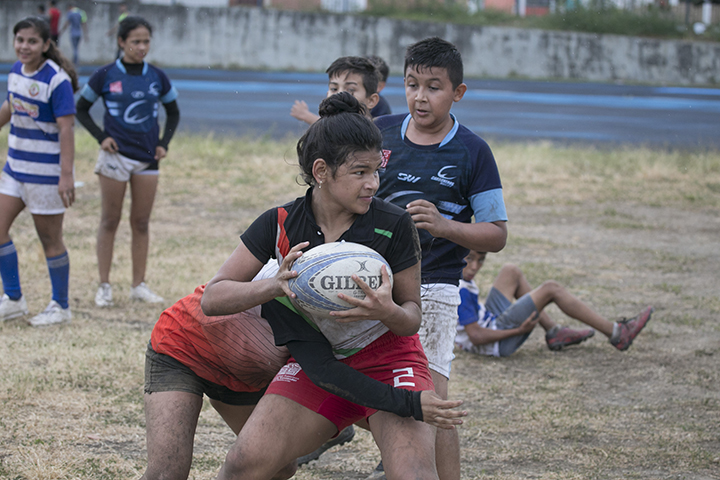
[365,55,392,118]
[290,56,381,125]
[47,0,61,44]
[75,16,180,307]
[456,250,654,356]
[59,3,87,64]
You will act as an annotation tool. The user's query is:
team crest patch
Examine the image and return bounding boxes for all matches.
[28,83,40,97]
[381,149,391,168]
[274,362,302,383]
[109,81,123,94]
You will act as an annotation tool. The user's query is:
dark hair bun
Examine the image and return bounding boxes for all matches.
[318,92,367,118]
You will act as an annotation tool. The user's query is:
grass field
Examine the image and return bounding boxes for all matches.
[0,130,719,479]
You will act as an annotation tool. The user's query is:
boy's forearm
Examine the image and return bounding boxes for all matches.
[382,301,422,336]
[443,220,507,253]
[468,325,522,345]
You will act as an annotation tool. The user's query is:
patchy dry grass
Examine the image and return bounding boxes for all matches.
[0,131,718,479]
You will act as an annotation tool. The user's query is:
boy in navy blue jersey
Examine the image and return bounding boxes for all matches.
[366,55,392,118]
[372,37,508,480]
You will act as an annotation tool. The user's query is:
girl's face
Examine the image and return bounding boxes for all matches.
[321,150,383,216]
[119,26,151,64]
[14,27,50,72]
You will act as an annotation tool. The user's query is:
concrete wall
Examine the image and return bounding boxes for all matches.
[2,0,718,85]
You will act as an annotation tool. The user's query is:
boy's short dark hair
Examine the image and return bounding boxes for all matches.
[365,55,389,83]
[404,37,464,89]
[326,56,379,96]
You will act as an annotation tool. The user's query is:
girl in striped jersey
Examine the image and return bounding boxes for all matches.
[0,17,78,327]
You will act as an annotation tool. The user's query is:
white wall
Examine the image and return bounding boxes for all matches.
[2,0,718,85]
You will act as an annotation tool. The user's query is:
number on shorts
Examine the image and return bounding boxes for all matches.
[393,367,416,387]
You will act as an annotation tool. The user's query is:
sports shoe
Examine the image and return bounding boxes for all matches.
[95,283,113,307]
[546,326,595,351]
[28,300,71,327]
[297,425,355,466]
[129,282,164,303]
[0,294,29,321]
[365,460,386,480]
[611,306,654,351]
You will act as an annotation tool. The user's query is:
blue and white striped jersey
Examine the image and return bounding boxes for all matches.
[3,60,75,185]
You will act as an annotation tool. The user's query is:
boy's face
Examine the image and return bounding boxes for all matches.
[462,251,486,282]
[327,71,379,114]
[404,65,466,134]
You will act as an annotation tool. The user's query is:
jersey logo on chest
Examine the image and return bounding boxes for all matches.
[431,165,457,188]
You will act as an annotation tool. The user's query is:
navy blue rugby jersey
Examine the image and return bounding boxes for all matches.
[375,113,508,286]
[371,95,392,118]
[80,60,178,162]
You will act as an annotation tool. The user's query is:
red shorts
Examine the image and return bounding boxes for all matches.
[265,331,434,431]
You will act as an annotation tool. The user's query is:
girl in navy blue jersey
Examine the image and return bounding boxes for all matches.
[0,17,78,327]
[76,16,180,307]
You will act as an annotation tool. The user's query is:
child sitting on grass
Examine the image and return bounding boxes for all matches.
[456,250,654,356]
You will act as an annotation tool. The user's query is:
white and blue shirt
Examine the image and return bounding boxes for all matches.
[80,60,178,162]
[3,59,75,185]
[456,279,499,357]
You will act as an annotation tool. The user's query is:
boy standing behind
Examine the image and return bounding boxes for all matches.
[290,56,380,124]
[365,55,392,118]
[374,37,508,480]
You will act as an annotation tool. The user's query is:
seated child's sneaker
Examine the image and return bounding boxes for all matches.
[610,306,654,351]
[546,326,595,351]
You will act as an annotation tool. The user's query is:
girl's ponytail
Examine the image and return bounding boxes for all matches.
[44,41,79,92]
[13,16,79,92]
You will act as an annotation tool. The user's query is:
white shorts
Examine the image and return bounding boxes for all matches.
[94,150,157,182]
[0,170,65,215]
[418,283,461,379]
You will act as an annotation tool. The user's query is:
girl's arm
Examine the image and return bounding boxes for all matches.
[464,312,538,346]
[201,241,306,317]
[56,114,75,207]
[0,101,10,129]
[75,97,110,144]
[260,299,465,429]
[155,100,180,161]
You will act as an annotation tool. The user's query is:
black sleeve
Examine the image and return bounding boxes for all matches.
[262,300,423,420]
[75,97,108,144]
[158,100,180,150]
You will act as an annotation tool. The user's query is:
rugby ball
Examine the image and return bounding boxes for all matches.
[288,242,393,317]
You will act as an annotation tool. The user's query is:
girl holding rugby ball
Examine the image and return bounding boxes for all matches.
[202,92,465,480]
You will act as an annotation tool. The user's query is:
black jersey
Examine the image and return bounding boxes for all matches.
[242,188,421,352]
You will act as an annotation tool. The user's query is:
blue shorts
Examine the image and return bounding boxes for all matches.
[486,288,538,357]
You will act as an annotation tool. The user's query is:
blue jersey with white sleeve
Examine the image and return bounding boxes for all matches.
[3,60,75,185]
[455,279,498,356]
[375,113,507,285]
[80,60,178,162]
